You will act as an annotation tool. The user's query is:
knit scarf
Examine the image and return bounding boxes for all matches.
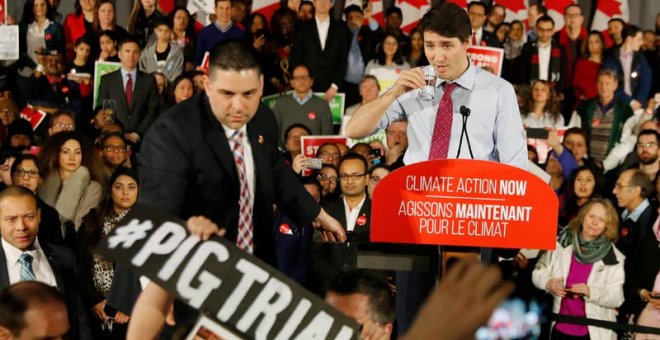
[558,227,612,264]
[529,41,563,86]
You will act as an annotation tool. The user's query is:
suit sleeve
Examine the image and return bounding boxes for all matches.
[195,31,207,66]
[321,102,333,135]
[332,26,350,87]
[633,56,652,106]
[98,74,110,104]
[136,76,161,136]
[138,115,192,215]
[290,25,305,68]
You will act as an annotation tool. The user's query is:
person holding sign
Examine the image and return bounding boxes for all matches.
[135,40,346,338]
[345,2,526,333]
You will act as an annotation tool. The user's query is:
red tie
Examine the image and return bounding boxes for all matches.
[232,131,254,253]
[126,73,133,107]
[471,32,477,46]
[429,82,458,160]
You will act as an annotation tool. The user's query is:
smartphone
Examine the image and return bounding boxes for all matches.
[369,149,381,157]
[526,128,549,139]
[476,297,546,339]
[650,292,660,299]
[304,158,323,170]
[254,29,266,38]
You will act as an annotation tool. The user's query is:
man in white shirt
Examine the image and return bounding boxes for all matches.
[0,186,91,339]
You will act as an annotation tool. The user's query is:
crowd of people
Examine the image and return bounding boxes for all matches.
[0,0,659,339]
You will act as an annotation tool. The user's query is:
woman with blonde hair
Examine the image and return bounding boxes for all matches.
[533,198,624,339]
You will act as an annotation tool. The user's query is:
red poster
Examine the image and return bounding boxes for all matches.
[371,159,558,250]
[467,46,505,77]
[0,0,6,24]
[300,136,347,176]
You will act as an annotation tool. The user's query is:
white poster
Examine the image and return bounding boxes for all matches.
[0,25,19,60]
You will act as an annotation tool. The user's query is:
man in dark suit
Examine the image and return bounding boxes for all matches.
[311,153,372,295]
[0,186,90,339]
[131,41,346,337]
[467,2,501,48]
[98,37,159,146]
[612,169,658,319]
[291,0,350,99]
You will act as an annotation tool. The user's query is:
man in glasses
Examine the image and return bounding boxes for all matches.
[10,154,65,249]
[311,153,372,295]
[99,132,131,172]
[47,111,76,137]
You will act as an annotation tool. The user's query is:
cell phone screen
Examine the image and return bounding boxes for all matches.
[475,298,546,339]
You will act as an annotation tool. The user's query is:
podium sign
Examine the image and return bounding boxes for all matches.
[371,160,558,250]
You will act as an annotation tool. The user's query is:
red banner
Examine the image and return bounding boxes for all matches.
[467,46,504,77]
[300,136,348,176]
[0,0,5,24]
[371,159,558,250]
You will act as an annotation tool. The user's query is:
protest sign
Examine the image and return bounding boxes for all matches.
[97,205,359,340]
[92,61,121,109]
[300,136,348,176]
[467,46,504,77]
[0,0,6,24]
[0,25,18,61]
[371,159,558,250]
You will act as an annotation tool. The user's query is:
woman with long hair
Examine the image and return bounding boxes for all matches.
[365,34,411,94]
[522,80,564,128]
[92,0,128,55]
[573,31,606,102]
[533,198,624,339]
[18,0,65,73]
[167,74,194,107]
[559,166,602,226]
[127,0,164,48]
[167,6,197,72]
[77,167,141,339]
[404,28,428,68]
[63,0,96,61]
[37,131,104,230]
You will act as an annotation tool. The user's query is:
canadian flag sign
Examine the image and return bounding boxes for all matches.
[545,0,576,31]
[252,0,281,22]
[494,0,528,23]
[396,0,431,33]
[591,0,629,32]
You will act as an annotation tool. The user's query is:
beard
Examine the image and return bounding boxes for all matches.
[639,153,658,165]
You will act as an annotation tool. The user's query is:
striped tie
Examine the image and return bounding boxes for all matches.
[232,131,254,253]
[19,253,37,281]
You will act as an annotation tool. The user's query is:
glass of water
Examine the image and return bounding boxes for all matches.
[418,66,436,101]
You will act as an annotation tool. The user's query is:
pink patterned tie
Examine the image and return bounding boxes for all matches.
[429,82,458,160]
[232,131,254,253]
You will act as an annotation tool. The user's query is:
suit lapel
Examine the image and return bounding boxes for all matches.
[115,71,130,111]
[311,20,324,53]
[0,246,9,288]
[247,122,267,199]
[42,245,65,289]
[201,97,239,190]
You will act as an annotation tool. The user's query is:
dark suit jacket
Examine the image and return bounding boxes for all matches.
[617,203,658,315]
[0,239,91,339]
[98,69,159,136]
[357,25,383,68]
[138,93,320,267]
[478,28,503,48]
[292,18,350,92]
[310,196,371,294]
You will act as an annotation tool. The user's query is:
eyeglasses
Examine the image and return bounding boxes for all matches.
[292,75,310,81]
[14,169,39,178]
[614,183,634,190]
[103,145,126,153]
[319,151,340,160]
[317,174,338,183]
[636,142,657,149]
[340,173,366,181]
[53,123,74,130]
[370,176,382,183]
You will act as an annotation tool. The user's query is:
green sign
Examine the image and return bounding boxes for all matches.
[92,61,122,109]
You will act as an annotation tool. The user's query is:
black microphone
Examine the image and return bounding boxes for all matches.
[459,105,470,117]
[456,105,474,159]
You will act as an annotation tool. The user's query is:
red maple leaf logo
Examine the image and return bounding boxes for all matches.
[597,0,622,17]
[545,0,575,14]
[446,0,467,8]
[495,0,526,12]
[399,0,429,10]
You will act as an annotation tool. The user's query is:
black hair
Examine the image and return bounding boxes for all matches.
[208,41,261,77]
[637,129,660,144]
[327,270,395,324]
[21,0,55,24]
[0,282,66,336]
[621,24,643,41]
[285,123,312,140]
[339,152,369,174]
[418,2,471,43]
[118,36,140,50]
[385,6,402,17]
[10,154,39,178]
[536,15,555,28]
[153,16,174,30]
[74,36,92,48]
[376,34,406,66]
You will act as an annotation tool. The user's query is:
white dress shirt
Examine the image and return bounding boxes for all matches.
[537,44,551,81]
[222,124,255,202]
[377,62,528,169]
[316,17,330,51]
[2,238,57,286]
[343,195,366,232]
